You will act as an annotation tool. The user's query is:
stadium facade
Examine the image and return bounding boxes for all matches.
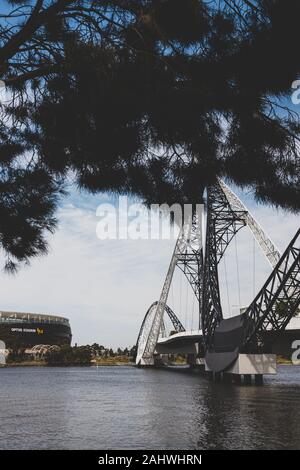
[0,311,72,349]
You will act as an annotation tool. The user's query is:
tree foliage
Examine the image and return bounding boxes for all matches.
[0,0,299,268]
[45,344,92,365]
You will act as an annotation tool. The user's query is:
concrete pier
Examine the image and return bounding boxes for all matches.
[204,353,277,385]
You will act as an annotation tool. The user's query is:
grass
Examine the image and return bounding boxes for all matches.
[92,356,135,366]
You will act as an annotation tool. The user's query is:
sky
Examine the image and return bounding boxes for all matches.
[0,185,298,349]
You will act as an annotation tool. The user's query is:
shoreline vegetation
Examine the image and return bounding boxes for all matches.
[2,360,298,367]
[1,351,298,367]
[4,358,136,367]
[3,344,138,367]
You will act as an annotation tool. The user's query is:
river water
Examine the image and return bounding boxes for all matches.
[0,365,299,450]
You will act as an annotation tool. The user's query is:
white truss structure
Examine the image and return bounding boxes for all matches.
[136,181,283,365]
[136,215,203,365]
[218,179,281,269]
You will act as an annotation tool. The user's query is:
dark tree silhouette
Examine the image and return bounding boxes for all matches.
[0,168,62,271]
[0,1,299,268]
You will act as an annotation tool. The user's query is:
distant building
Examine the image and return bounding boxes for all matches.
[0,311,72,349]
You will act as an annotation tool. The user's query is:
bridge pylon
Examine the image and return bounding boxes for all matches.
[136,212,203,365]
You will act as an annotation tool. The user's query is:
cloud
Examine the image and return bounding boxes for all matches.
[0,196,175,347]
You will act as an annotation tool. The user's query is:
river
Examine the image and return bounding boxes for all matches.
[0,365,299,449]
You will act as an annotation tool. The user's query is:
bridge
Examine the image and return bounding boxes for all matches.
[136,179,300,383]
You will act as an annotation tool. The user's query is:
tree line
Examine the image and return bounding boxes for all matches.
[6,342,137,365]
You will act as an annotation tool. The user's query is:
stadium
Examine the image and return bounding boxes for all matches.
[0,311,72,349]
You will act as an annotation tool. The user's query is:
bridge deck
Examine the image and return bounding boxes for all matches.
[157,330,202,345]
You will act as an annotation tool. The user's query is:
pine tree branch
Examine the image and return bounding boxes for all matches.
[0,0,73,65]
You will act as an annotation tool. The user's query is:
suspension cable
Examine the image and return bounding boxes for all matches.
[179,270,182,319]
[170,279,175,312]
[223,253,231,317]
[253,236,256,299]
[184,275,189,332]
[235,236,242,309]
[191,289,195,331]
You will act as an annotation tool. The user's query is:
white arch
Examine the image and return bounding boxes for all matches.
[218,179,281,269]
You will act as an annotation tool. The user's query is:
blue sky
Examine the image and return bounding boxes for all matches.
[0,183,298,348]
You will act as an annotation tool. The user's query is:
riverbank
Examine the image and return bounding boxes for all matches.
[3,361,46,367]
[2,356,298,367]
[276,356,298,365]
[2,357,135,367]
[92,357,135,366]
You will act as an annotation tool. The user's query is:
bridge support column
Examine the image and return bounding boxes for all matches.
[214,372,222,382]
[153,355,168,366]
[243,374,252,385]
[232,375,241,385]
[206,370,213,380]
[255,374,263,386]
[187,354,196,367]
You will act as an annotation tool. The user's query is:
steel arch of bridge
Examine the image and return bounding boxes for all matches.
[136,301,185,365]
[136,180,300,366]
